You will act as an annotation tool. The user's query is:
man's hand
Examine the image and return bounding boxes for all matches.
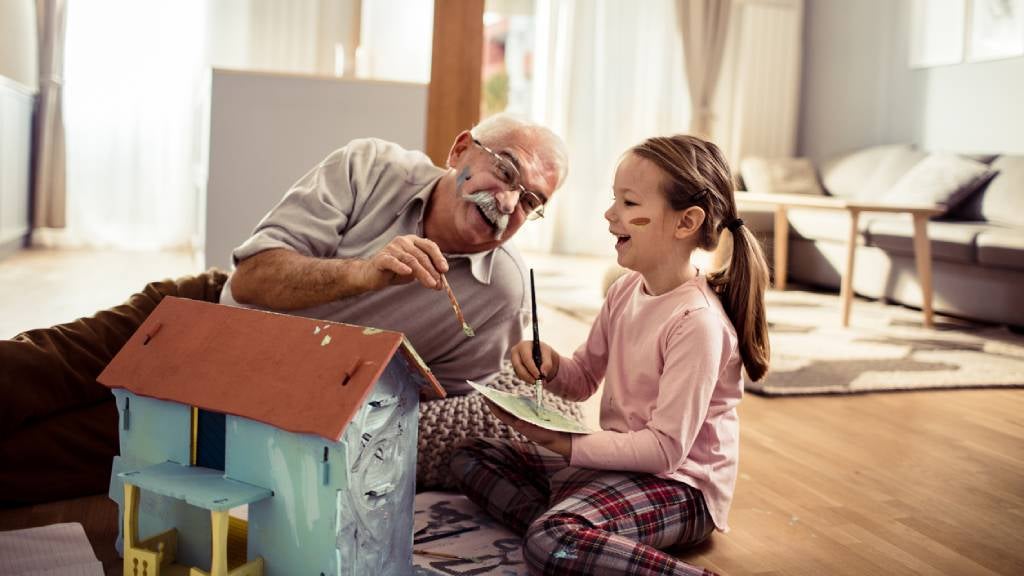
[360,235,450,291]
[510,340,560,383]
[483,398,573,458]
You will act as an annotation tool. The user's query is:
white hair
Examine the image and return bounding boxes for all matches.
[470,113,569,190]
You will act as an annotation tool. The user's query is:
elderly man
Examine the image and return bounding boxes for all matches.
[224,113,568,394]
[0,114,568,504]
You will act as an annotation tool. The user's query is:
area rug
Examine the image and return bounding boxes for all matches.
[536,273,1024,396]
[750,289,1024,396]
[413,491,525,575]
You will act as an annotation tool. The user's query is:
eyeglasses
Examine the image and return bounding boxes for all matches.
[472,138,547,220]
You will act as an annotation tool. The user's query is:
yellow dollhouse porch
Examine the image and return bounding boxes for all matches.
[120,461,272,576]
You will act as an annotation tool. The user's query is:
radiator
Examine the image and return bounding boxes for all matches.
[0,75,33,257]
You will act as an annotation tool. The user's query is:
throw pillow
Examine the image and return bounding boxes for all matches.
[883,153,996,215]
[740,157,824,196]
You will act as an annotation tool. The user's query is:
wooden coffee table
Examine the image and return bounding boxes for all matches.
[736,192,944,328]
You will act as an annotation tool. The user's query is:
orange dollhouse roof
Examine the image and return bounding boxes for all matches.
[97,297,443,441]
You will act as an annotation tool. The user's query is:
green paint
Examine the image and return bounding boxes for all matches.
[467,380,597,434]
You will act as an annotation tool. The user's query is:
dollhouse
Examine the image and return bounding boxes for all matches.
[98,296,443,575]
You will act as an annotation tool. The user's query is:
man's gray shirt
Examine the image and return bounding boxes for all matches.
[220,138,530,395]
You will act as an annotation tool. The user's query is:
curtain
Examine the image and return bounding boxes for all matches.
[519,0,691,257]
[53,0,377,250]
[677,0,732,139]
[208,0,362,77]
[55,0,207,250]
[31,0,67,230]
[713,0,803,165]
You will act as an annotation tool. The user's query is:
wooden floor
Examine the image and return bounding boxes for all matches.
[687,390,1024,575]
[2,249,1022,575]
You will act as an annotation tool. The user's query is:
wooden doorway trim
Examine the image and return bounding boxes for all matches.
[426,0,485,165]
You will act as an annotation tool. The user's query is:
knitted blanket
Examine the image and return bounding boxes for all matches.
[417,363,584,490]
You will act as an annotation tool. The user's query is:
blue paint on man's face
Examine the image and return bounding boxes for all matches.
[456,167,472,191]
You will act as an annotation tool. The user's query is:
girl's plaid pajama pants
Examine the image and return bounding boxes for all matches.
[450,438,718,575]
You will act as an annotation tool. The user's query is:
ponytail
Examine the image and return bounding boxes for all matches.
[708,224,771,381]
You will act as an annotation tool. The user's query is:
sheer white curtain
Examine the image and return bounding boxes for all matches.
[57,0,368,251]
[519,0,691,257]
[57,0,207,250]
[207,0,365,77]
[678,0,732,139]
[713,0,804,165]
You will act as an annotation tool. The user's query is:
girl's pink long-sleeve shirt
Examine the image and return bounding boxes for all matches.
[549,271,743,531]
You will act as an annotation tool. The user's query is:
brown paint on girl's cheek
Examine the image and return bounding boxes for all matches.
[629,217,651,226]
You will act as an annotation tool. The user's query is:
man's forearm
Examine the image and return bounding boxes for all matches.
[229,249,371,311]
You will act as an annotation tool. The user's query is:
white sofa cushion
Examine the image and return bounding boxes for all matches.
[740,157,824,196]
[979,156,1024,227]
[820,145,926,201]
[976,227,1024,271]
[883,153,996,214]
[865,217,992,264]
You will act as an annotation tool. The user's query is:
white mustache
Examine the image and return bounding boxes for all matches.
[464,191,510,240]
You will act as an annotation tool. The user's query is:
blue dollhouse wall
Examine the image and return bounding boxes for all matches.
[108,390,213,568]
[335,359,419,575]
[226,358,420,575]
[108,353,422,575]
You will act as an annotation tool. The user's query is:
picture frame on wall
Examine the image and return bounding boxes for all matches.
[909,0,966,68]
[968,0,1024,61]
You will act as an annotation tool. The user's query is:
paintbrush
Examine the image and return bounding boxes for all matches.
[530,269,544,415]
[413,524,480,544]
[413,548,479,563]
[440,274,475,337]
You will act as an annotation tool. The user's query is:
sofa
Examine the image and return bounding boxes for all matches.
[738,145,1024,328]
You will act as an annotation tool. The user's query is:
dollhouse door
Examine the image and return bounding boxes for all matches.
[194,408,227,470]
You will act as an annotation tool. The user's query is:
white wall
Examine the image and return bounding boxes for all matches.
[0,0,38,90]
[202,70,427,270]
[798,0,1024,163]
[918,57,1024,154]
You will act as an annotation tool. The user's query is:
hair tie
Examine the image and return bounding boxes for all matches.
[725,217,744,232]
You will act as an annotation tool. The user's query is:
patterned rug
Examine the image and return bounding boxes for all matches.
[751,289,1024,395]
[413,491,524,575]
[538,279,1024,396]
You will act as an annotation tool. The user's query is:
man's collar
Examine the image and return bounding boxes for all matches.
[446,250,497,285]
[398,184,497,285]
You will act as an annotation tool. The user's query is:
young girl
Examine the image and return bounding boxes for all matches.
[450,135,770,575]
